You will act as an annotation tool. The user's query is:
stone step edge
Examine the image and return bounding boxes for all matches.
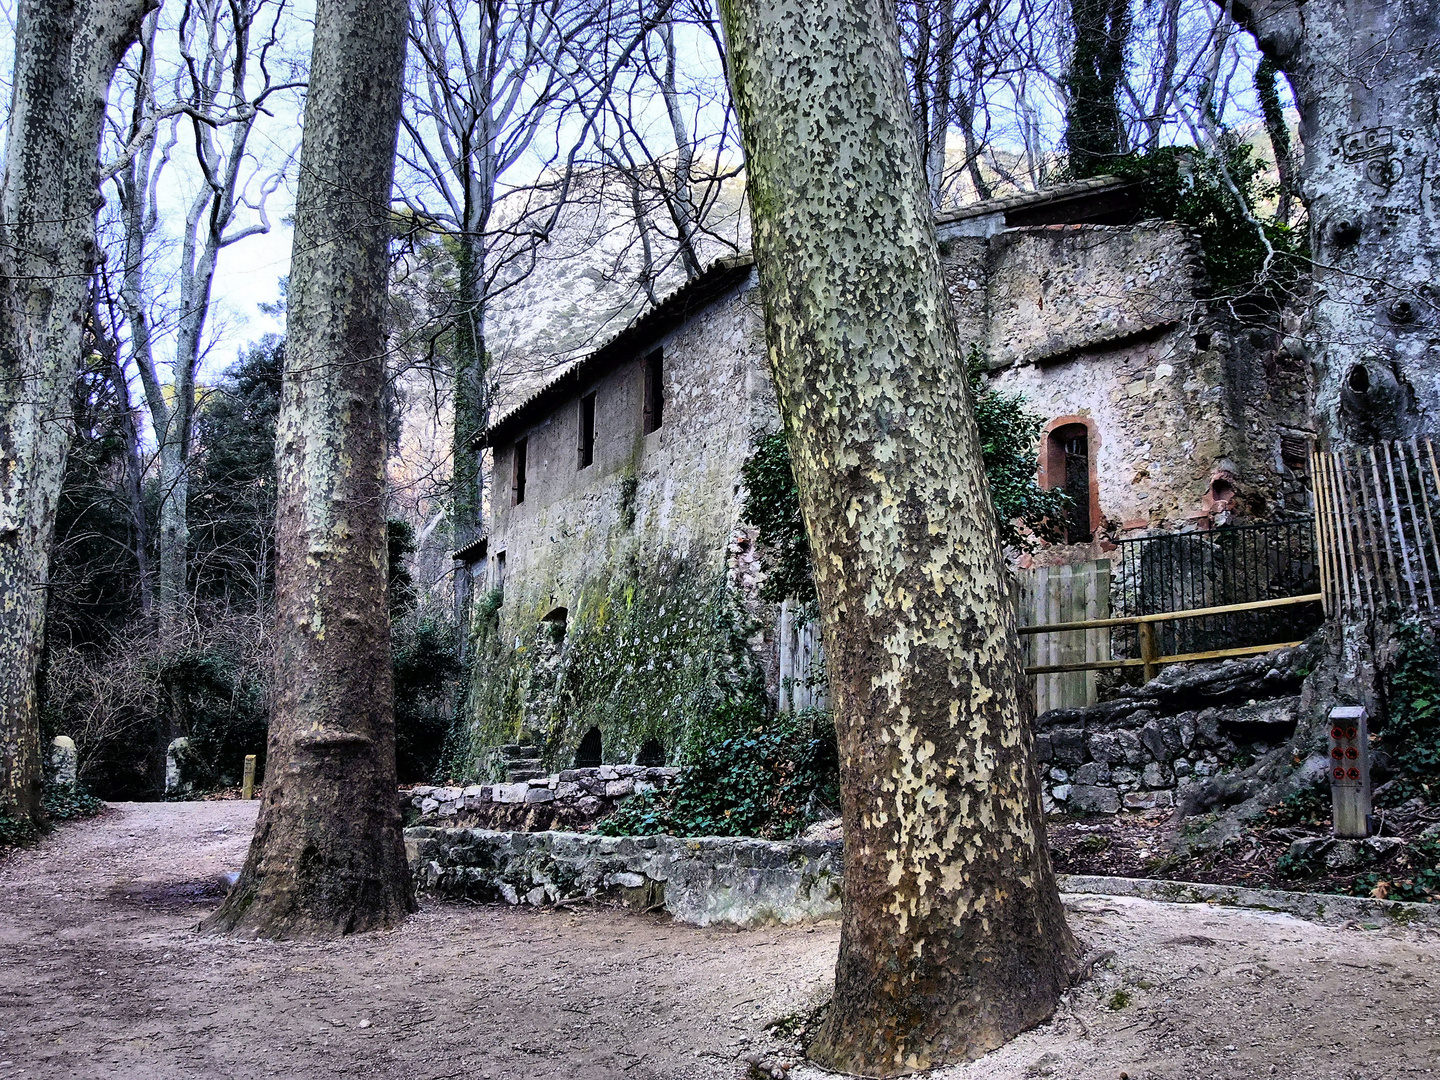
[1058,873,1440,928]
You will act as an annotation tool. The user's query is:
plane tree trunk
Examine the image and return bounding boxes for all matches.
[202,0,413,939]
[0,0,151,830]
[716,0,1078,1072]
[1228,0,1440,444]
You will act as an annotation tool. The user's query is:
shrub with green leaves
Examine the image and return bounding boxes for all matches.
[596,711,839,840]
[1377,619,1440,803]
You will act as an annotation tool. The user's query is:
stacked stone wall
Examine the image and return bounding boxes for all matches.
[405,827,843,927]
[1035,644,1317,814]
[406,765,681,830]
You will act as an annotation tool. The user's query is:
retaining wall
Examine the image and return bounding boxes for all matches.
[405,827,842,927]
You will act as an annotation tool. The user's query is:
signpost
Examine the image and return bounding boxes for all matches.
[1328,706,1371,838]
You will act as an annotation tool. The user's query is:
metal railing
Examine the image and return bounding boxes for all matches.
[1019,519,1323,681]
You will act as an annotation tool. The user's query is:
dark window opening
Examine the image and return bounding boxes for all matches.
[636,738,665,766]
[494,551,506,600]
[1280,435,1310,474]
[541,606,568,645]
[512,438,527,505]
[574,727,602,769]
[1046,423,1093,544]
[642,350,664,434]
[578,392,596,469]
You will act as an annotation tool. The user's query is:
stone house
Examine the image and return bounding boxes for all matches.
[459,176,1312,776]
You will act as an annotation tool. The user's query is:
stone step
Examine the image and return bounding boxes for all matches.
[506,768,546,782]
[500,744,540,760]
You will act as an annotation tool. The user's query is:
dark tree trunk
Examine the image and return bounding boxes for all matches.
[1063,0,1132,177]
[717,0,1078,1072]
[203,0,414,939]
[0,0,151,830]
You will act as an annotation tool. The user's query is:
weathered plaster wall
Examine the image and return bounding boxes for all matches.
[469,276,780,772]
[944,222,1313,545]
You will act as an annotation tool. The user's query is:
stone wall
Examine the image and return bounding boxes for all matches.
[405,827,843,927]
[405,765,681,831]
[1035,644,1316,814]
[466,273,781,776]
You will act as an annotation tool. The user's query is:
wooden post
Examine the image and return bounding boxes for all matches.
[242,754,257,800]
[1327,706,1371,839]
[1138,620,1158,683]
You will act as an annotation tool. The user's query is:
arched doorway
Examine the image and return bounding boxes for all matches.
[1042,418,1099,543]
[574,727,602,768]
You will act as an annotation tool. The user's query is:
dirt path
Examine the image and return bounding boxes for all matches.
[1,803,1437,1080]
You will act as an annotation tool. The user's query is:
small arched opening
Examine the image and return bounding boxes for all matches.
[1041,419,1098,543]
[540,606,568,645]
[574,726,602,769]
[636,738,666,767]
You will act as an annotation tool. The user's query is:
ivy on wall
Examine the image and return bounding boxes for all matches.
[1101,143,1307,302]
[460,554,769,777]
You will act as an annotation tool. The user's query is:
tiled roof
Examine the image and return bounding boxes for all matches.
[482,255,755,448]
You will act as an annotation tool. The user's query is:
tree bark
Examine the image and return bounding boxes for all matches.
[717,0,1078,1072]
[202,0,413,938]
[0,0,151,828]
[1227,0,1440,445]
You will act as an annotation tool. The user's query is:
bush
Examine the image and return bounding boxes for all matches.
[597,711,839,840]
[1378,619,1440,803]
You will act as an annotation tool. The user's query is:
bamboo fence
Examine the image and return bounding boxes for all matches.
[1311,436,1440,617]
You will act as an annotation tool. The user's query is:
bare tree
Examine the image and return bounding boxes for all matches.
[0,0,151,830]
[398,0,604,630]
[107,0,298,655]
[718,0,1077,1070]
[203,0,412,939]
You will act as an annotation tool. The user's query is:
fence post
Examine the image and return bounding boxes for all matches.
[242,754,257,800]
[1139,621,1158,683]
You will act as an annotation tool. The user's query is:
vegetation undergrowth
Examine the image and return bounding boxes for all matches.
[0,779,106,853]
[596,708,839,840]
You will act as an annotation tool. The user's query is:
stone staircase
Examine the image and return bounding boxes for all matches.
[501,743,545,783]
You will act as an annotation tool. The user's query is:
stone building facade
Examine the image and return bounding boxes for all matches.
[460,177,1311,775]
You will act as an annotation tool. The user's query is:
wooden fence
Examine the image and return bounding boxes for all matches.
[1311,436,1440,617]
[1015,560,1112,711]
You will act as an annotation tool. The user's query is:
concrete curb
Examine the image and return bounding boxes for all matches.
[1058,873,1440,927]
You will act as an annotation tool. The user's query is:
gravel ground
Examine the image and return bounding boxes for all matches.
[2,802,1438,1080]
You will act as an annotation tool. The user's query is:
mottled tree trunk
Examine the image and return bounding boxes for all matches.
[1228,0,1440,445]
[202,0,413,938]
[717,0,1078,1073]
[0,0,150,828]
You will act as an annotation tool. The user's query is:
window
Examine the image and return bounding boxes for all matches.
[511,438,527,505]
[574,727,602,768]
[578,392,596,469]
[1044,422,1094,543]
[493,551,506,600]
[642,350,663,434]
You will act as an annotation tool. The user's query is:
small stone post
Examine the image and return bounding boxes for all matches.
[50,736,77,786]
[1328,706,1371,839]
[165,737,191,797]
[242,755,257,799]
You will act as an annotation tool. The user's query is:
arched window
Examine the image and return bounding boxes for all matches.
[574,727,602,768]
[636,738,665,767]
[1042,419,1098,544]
